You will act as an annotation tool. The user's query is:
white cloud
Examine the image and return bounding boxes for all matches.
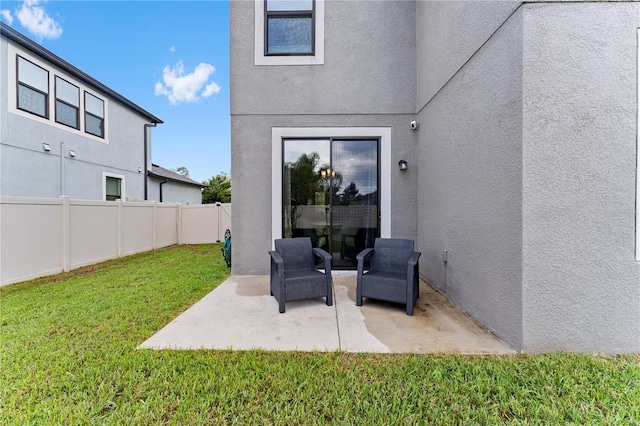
[203,82,221,97]
[16,0,62,39]
[1,9,14,25]
[155,60,220,105]
[169,45,176,53]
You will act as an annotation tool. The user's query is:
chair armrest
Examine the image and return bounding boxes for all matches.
[312,247,332,275]
[268,250,284,273]
[312,247,331,263]
[356,248,374,276]
[356,248,374,262]
[406,251,421,284]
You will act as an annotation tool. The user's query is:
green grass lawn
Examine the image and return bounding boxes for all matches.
[1,244,638,424]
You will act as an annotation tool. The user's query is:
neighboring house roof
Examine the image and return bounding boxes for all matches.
[148,164,204,187]
[0,22,163,124]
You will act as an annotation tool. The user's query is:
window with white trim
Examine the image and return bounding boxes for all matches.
[271,127,392,244]
[255,0,324,66]
[55,76,80,129]
[17,55,48,118]
[85,92,104,138]
[103,172,125,201]
[9,49,109,142]
[265,0,314,55]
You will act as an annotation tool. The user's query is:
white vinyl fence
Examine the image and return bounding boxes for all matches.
[0,196,231,286]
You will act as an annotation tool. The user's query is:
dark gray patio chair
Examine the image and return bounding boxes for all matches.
[269,237,333,313]
[356,238,421,316]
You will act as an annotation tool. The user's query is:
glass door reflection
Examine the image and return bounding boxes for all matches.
[283,138,379,268]
[283,139,331,253]
[330,140,378,268]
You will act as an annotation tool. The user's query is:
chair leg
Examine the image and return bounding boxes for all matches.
[277,279,286,313]
[407,286,415,316]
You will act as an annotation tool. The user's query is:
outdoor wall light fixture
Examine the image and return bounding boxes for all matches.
[43,143,51,152]
[399,160,408,171]
[69,150,76,158]
[138,167,142,173]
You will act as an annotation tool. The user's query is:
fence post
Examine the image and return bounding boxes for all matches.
[61,196,70,272]
[117,199,123,257]
[152,201,157,250]
[177,203,183,245]
[215,202,221,242]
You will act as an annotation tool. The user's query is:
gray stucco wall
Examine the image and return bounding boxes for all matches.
[416,0,521,109]
[417,1,640,353]
[231,0,417,275]
[232,114,417,275]
[521,2,640,353]
[416,5,525,349]
[232,1,416,116]
[147,178,202,205]
[1,37,151,201]
[231,0,639,352]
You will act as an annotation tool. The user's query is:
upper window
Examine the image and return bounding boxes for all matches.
[85,92,104,138]
[10,49,109,142]
[55,77,80,129]
[255,0,324,66]
[265,0,314,55]
[17,56,49,118]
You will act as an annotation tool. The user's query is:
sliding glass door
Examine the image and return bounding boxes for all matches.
[283,138,379,268]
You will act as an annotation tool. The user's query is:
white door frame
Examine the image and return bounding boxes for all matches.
[271,127,391,248]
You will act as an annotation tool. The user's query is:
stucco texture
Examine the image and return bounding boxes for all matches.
[522,2,640,353]
[416,0,521,108]
[1,39,149,200]
[230,0,418,275]
[231,114,417,275]
[231,0,640,353]
[417,7,525,349]
[231,0,416,115]
[147,178,202,205]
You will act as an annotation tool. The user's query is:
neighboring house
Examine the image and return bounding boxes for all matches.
[0,23,194,204]
[230,1,640,353]
[147,164,204,204]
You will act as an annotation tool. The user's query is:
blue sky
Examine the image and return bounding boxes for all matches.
[1,0,230,183]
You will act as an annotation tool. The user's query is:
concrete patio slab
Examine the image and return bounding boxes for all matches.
[139,273,515,354]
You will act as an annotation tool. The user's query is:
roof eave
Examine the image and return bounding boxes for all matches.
[0,22,163,124]
[147,171,204,188]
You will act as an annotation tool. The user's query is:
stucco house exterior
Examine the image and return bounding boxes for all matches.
[1,23,200,205]
[230,1,640,353]
[147,164,204,205]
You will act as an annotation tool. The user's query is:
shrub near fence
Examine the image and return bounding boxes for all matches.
[0,196,231,286]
